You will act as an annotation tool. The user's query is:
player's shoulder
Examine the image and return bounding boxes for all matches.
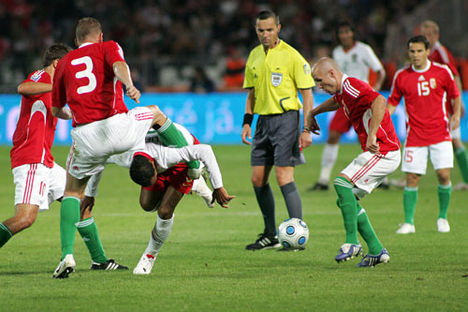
[279,40,302,56]
[28,69,50,83]
[394,65,412,79]
[342,77,366,98]
[431,62,454,78]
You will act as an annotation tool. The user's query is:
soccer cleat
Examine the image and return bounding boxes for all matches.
[453,182,468,191]
[245,233,281,250]
[335,243,362,262]
[133,253,157,275]
[308,182,329,191]
[90,259,129,271]
[396,223,416,234]
[52,254,76,279]
[357,248,390,267]
[437,218,450,233]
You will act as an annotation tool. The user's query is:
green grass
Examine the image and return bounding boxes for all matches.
[0,145,467,311]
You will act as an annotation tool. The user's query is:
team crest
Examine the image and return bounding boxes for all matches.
[430,78,436,89]
[271,72,282,87]
[303,63,310,75]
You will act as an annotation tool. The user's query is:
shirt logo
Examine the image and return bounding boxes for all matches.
[31,70,44,82]
[418,75,425,81]
[430,78,437,89]
[303,63,310,75]
[271,72,282,87]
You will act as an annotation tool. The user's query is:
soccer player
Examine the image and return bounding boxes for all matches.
[307,57,400,267]
[84,132,234,275]
[388,36,461,234]
[51,17,198,278]
[421,20,468,191]
[0,44,127,270]
[310,21,386,191]
[241,10,314,250]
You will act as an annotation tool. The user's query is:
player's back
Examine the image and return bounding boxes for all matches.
[55,41,128,125]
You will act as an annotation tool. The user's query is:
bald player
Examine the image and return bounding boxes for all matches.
[307,58,400,267]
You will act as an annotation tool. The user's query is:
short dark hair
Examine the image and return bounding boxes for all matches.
[76,17,102,43]
[407,35,429,49]
[335,21,355,43]
[42,43,72,67]
[129,155,155,187]
[257,10,279,25]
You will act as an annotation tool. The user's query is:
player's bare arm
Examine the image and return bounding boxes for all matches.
[17,81,52,96]
[450,96,462,130]
[387,103,397,115]
[374,69,386,91]
[113,61,141,103]
[299,88,313,149]
[51,106,72,120]
[241,88,255,145]
[367,95,386,154]
[306,97,339,134]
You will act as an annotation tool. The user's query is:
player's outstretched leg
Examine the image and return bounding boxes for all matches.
[134,214,174,275]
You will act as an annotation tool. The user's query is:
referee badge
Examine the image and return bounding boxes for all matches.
[303,63,310,75]
[271,72,282,87]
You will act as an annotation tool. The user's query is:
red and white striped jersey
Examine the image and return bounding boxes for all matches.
[333,75,400,153]
[52,41,128,127]
[10,70,57,169]
[388,61,459,147]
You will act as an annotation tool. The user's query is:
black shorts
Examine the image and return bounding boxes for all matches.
[251,110,305,167]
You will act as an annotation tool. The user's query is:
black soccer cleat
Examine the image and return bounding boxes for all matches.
[245,233,281,250]
[308,182,329,191]
[90,259,129,271]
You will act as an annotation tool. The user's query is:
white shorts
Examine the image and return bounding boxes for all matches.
[13,162,66,211]
[402,141,453,174]
[68,107,154,179]
[341,150,401,199]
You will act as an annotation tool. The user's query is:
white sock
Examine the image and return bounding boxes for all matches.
[319,144,339,184]
[144,214,174,256]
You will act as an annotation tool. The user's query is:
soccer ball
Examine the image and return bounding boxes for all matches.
[278,218,309,249]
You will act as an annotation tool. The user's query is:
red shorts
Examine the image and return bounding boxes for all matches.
[142,135,199,194]
[329,106,352,134]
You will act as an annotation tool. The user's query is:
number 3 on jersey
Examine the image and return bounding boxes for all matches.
[71,56,97,94]
[417,81,430,96]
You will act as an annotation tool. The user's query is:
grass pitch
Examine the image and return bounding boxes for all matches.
[0,144,467,311]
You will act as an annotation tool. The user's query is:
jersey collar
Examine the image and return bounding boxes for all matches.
[411,60,431,73]
[338,74,349,95]
[78,42,95,48]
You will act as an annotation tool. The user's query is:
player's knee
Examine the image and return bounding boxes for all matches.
[140,199,156,212]
[17,214,37,230]
[158,206,173,219]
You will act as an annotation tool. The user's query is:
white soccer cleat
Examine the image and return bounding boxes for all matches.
[133,253,157,275]
[453,182,468,191]
[437,218,450,233]
[396,223,416,234]
[53,254,76,279]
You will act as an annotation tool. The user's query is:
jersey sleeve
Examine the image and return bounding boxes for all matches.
[52,59,67,108]
[387,70,403,107]
[442,65,461,100]
[362,44,384,72]
[292,52,315,89]
[103,41,126,67]
[243,52,254,89]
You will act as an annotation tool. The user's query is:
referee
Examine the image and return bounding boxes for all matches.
[242,10,315,250]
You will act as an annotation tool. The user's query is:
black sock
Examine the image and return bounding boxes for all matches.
[280,182,302,219]
[254,184,276,236]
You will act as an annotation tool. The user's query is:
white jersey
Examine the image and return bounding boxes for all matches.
[86,143,223,196]
[332,41,383,83]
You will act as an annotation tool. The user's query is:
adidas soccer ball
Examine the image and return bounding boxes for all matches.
[278,218,309,249]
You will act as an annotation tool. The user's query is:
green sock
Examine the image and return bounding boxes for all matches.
[333,177,359,245]
[0,223,13,248]
[356,203,383,255]
[403,187,418,225]
[455,147,468,183]
[60,197,80,259]
[156,119,199,169]
[77,217,107,264]
[438,184,451,219]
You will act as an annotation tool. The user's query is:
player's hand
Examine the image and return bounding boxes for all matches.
[366,135,380,154]
[212,187,235,208]
[450,114,460,130]
[299,131,312,149]
[241,124,252,145]
[80,196,95,219]
[126,85,141,104]
[306,115,321,135]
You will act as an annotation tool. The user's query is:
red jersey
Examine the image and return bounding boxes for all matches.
[52,41,128,127]
[10,70,56,169]
[388,61,460,147]
[429,41,459,77]
[333,75,400,153]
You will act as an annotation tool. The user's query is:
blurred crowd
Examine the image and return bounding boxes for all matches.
[0,0,445,92]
